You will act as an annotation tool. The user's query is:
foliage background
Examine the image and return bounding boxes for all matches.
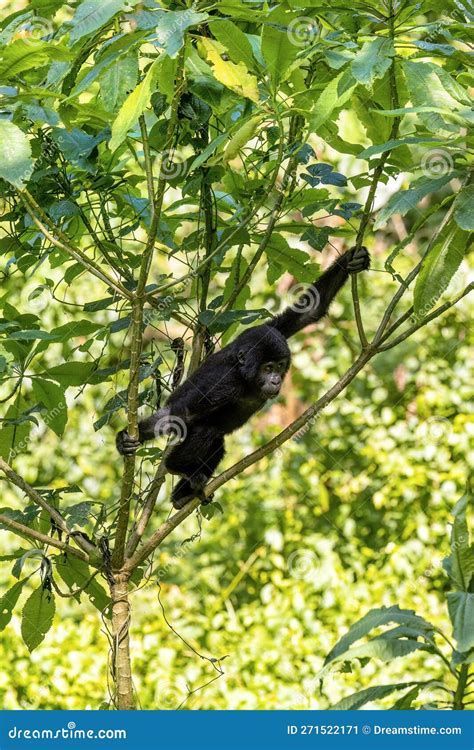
[0,0,473,710]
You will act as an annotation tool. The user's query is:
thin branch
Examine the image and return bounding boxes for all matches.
[0,457,95,558]
[352,6,401,348]
[112,50,185,569]
[379,283,474,351]
[0,513,89,562]
[21,191,131,300]
[373,172,472,346]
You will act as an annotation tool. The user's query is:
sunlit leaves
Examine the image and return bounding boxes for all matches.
[0,121,33,188]
[69,0,128,43]
[0,579,28,632]
[153,9,209,58]
[100,54,139,112]
[351,38,394,86]
[453,185,474,231]
[200,38,259,102]
[310,69,356,132]
[109,59,161,150]
[413,226,466,316]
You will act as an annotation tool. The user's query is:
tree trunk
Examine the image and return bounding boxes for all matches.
[111,572,135,709]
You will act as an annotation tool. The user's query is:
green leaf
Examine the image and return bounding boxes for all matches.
[100,54,139,112]
[358,136,442,160]
[403,60,468,132]
[109,59,161,151]
[266,235,318,284]
[261,22,298,85]
[447,592,474,652]
[310,69,356,132]
[330,682,419,710]
[0,39,69,79]
[375,173,457,228]
[31,379,68,437]
[0,121,33,188]
[211,19,255,70]
[154,9,209,58]
[325,605,433,665]
[55,557,110,613]
[69,0,128,43]
[21,586,55,651]
[0,578,28,632]
[444,493,474,591]
[43,361,95,387]
[200,37,259,103]
[453,184,474,230]
[352,38,394,86]
[413,226,466,316]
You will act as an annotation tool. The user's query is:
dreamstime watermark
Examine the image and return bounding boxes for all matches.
[153,410,187,445]
[421,149,454,178]
[22,284,51,313]
[286,283,320,315]
[154,679,184,709]
[8,723,126,740]
[13,14,54,45]
[287,17,320,48]
[159,150,187,180]
[287,548,321,581]
[417,416,452,444]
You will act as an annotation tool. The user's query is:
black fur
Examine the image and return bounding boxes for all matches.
[116,246,370,508]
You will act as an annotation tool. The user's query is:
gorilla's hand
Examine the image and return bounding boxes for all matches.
[346,246,370,274]
[116,429,140,456]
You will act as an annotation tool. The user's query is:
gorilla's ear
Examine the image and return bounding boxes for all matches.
[237,348,259,382]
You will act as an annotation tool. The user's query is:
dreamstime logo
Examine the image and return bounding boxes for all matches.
[15,15,54,45]
[286,283,320,314]
[421,149,454,178]
[418,416,451,443]
[287,549,320,581]
[24,285,50,313]
[155,680,183,709]
[159,151,187,180]
[287,17,320,47]
[153,411,187,445]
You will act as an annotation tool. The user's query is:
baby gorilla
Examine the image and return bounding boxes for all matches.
[117,245,370,508]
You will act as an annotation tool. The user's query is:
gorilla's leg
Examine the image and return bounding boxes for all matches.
[166,427,225,509]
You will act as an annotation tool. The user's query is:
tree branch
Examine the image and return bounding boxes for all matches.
[0,513,89,562]
[0,457,95,558]
[21,191,132,300]
[112,50,185,569]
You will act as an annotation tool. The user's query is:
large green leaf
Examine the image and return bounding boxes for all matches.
[403,60,468,132]
[261,22,298,85]
[0,578,28,632]
[42,361,95,387]
[109,59,161,151]
[330,682,419,710]
[375,173,457,228]
[69,0,128,43]
[154,9,209,58]
[100,54,139,112]
[453,184,474,230]
[447,592,474,652]
[310,69,356,132]
[443,493,474,591]
[21,586,55,652]
[0,121,33,188]
[55,557,110,614]
[200,37,259,102]
[413,226,466,316]
[351,38,394,87]
[324,605,433,665]
[211,19,255,70]
[31,378,67,437]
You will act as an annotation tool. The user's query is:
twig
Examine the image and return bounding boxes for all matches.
[21,191,131,300]
[0,457,95,558]
[0,513,89,561]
